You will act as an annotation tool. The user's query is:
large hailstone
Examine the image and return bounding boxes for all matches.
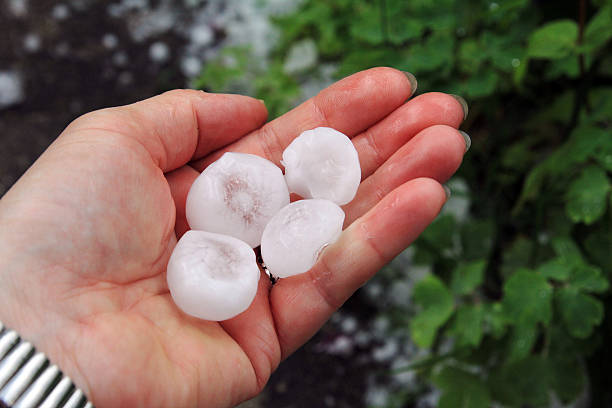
[186,152,290,248]
[261,199,345,278]
[282,127,361,205]
[167,230,260,321]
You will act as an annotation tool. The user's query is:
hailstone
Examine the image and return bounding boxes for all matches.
[166,230,260,321]
[186,152,290,247]
[261,199,345,278]
[282,127,361,205]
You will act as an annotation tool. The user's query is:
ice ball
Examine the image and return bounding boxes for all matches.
[261,199,345,278]
[186,152,290,248]
[282,127,361,205]
[167,230,260,321]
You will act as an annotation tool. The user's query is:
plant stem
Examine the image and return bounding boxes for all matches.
[390,349,464,373]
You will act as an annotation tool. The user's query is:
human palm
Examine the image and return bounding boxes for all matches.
[0,68,467,407]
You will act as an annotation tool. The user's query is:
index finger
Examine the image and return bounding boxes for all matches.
[63,90,269,173]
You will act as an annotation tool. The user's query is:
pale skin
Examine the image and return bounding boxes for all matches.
[0,67,467,407]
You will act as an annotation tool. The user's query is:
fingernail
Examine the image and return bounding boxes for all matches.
[258,99,266,105]
[443,184,452,199]
[450,94,469,120]
[459,130,471,153]
[403,71,418,97]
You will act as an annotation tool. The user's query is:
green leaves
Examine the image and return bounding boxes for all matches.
[461,70,499,99]
[410,275,454,348]
[548,353,586,403]
[499,270,553,360]
[349,3,383,45]
[484,303,508,338]
[401,34,455,74]
[450,304,485,347]
[566,165,611,225]
[583,6,612,53]
[536,240,609,338]
[537,258,571,281]
[489,352,586,406]
[489,356,550,407]
[507,321,538,361]
[527,20,578,59]
[569,264,609,293]
[502,269,553,326]
[557,287,604,338]
[451,260,486,295]
[535,238,609,338]
[433,366,491,408]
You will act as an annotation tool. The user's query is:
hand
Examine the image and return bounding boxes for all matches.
[0,68,467,407]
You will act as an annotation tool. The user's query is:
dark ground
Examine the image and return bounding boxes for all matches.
[0,1,398,407]
[0,0,185,194]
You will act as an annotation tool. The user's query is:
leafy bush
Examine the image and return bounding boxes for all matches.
[197,0,612,406]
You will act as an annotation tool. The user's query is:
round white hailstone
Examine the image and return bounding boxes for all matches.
[167,230,260,321]
[186,152,290,248]
[261,199,345,278]
[282,127,361,205]
[190,25,214,46]
[181,56,202,78]
[51,4,70,20]
[112,51,128,66]
[0,71,25,109]
[149,41,170,62]
[23,33,41,52]
[102,33,119,49]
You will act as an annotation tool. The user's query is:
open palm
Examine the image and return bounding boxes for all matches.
[0,68,467,407]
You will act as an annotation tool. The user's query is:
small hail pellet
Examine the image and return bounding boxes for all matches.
[261,199,345,278]
[282,127,361,205]
[167,230,260,321]
[186,152,290,248]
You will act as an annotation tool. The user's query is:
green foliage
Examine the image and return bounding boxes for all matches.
[450,304,485,347]
[198,0,612,405]
[527,20,578,59]
[570,264,609,292]
[489,356,551,407]
[583,6,612,52]
[557,287,604,338]
[502,269,553,327]
[433,366,490,408]
[409,275,454,348]
[566,165,611,224]
[451,260,486,295]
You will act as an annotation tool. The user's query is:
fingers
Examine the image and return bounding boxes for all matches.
[191,67,414,171]
[167,93,465,250]
[63,90,268,172]
[353,92,466,179]
[343,124,466,226]
[270,178,447,357]
[165,165,199,238]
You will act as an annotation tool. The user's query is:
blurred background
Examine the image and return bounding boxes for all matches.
[1,0,611,407]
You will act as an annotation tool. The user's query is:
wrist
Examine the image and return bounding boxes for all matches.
[0,239,43,347]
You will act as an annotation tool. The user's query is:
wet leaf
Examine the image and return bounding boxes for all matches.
[433,366,491,408]
[557,287,604,338]
[566,165,611,225]
[410,275,454,348]
[527,20,578,59]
